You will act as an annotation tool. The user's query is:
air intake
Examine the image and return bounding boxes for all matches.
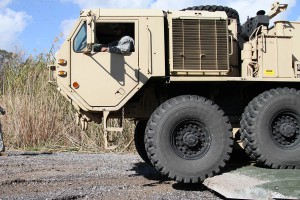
[171,18,229,74]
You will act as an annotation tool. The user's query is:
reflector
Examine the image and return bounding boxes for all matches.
[73,82,80,89]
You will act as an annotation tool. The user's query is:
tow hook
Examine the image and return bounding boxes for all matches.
[0,106,6,152]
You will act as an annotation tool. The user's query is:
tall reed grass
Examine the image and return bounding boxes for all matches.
[0,50,135,152]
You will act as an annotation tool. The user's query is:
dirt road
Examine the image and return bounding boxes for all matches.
[0,152,221,200]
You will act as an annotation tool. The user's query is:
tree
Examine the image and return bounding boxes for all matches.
[0,49,13,71]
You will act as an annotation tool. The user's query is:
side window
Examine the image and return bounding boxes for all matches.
[95,22,135,52]
[73,22,87,52]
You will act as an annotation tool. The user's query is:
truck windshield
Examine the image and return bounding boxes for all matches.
[74,22,87,52]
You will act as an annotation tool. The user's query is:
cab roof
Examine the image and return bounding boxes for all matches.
[80,9,165,17]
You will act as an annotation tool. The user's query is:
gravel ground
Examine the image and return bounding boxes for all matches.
[0,151,222,200]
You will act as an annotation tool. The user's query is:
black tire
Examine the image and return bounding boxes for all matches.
[240,88,300,169]
[182,5,240,24]
[145,95,233,183]
[134,120,152,166]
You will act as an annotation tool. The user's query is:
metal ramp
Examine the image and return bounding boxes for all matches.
[203,156,299,200]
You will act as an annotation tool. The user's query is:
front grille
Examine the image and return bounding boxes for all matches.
[172,19,229,72]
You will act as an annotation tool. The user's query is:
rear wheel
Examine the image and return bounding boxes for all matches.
[134,120,152,165]
[240,88,300,168]
[145,95,233,183]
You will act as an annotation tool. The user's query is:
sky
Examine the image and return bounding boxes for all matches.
[0,0,299,56]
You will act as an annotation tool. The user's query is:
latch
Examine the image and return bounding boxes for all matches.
[294,61,300,78]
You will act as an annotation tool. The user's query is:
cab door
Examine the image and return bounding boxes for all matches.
[70,19,139,107]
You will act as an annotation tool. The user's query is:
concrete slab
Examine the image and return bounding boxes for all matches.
[204,164,300,200]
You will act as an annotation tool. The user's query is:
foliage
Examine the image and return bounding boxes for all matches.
[0,50,135,152]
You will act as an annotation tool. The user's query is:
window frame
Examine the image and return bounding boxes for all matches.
[73,21,87,53]
[94,19,138,54]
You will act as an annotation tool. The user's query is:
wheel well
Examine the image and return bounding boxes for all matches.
[125,79,300,123]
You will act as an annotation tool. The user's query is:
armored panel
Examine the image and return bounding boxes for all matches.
[258,36,293,78]
[171,18,229,74]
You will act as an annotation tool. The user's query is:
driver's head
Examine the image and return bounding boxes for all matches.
[111,24,125,36]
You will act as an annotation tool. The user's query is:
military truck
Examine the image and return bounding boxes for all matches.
[50,1,300,183]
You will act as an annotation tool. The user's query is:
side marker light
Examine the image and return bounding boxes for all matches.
[58,70,67,76]
[73,82,80,89]
[58,59,67,65]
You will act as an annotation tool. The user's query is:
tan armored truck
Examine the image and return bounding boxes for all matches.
[50,2,300,183]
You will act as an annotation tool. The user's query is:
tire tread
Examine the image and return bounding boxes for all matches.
[240,87,300,168]
[145,95,233,183]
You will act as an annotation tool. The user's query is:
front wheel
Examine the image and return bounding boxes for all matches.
[145,95,233,183]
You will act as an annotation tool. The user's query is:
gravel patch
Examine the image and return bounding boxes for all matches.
[0,152,221,200]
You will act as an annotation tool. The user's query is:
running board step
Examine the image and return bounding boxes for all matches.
[103,110,124,150]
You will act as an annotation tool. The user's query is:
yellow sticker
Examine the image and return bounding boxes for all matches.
[264,69,275,75]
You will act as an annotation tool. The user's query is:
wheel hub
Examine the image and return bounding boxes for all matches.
[183,132,199,147]
[280,123,295,137]
[271,113,300,149]
[172,120,211,160]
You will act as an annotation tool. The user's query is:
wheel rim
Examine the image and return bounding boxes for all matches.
[171,120,211,160]
[271,111,300,150]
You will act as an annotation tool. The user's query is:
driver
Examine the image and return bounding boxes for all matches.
[94,25,134,54]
